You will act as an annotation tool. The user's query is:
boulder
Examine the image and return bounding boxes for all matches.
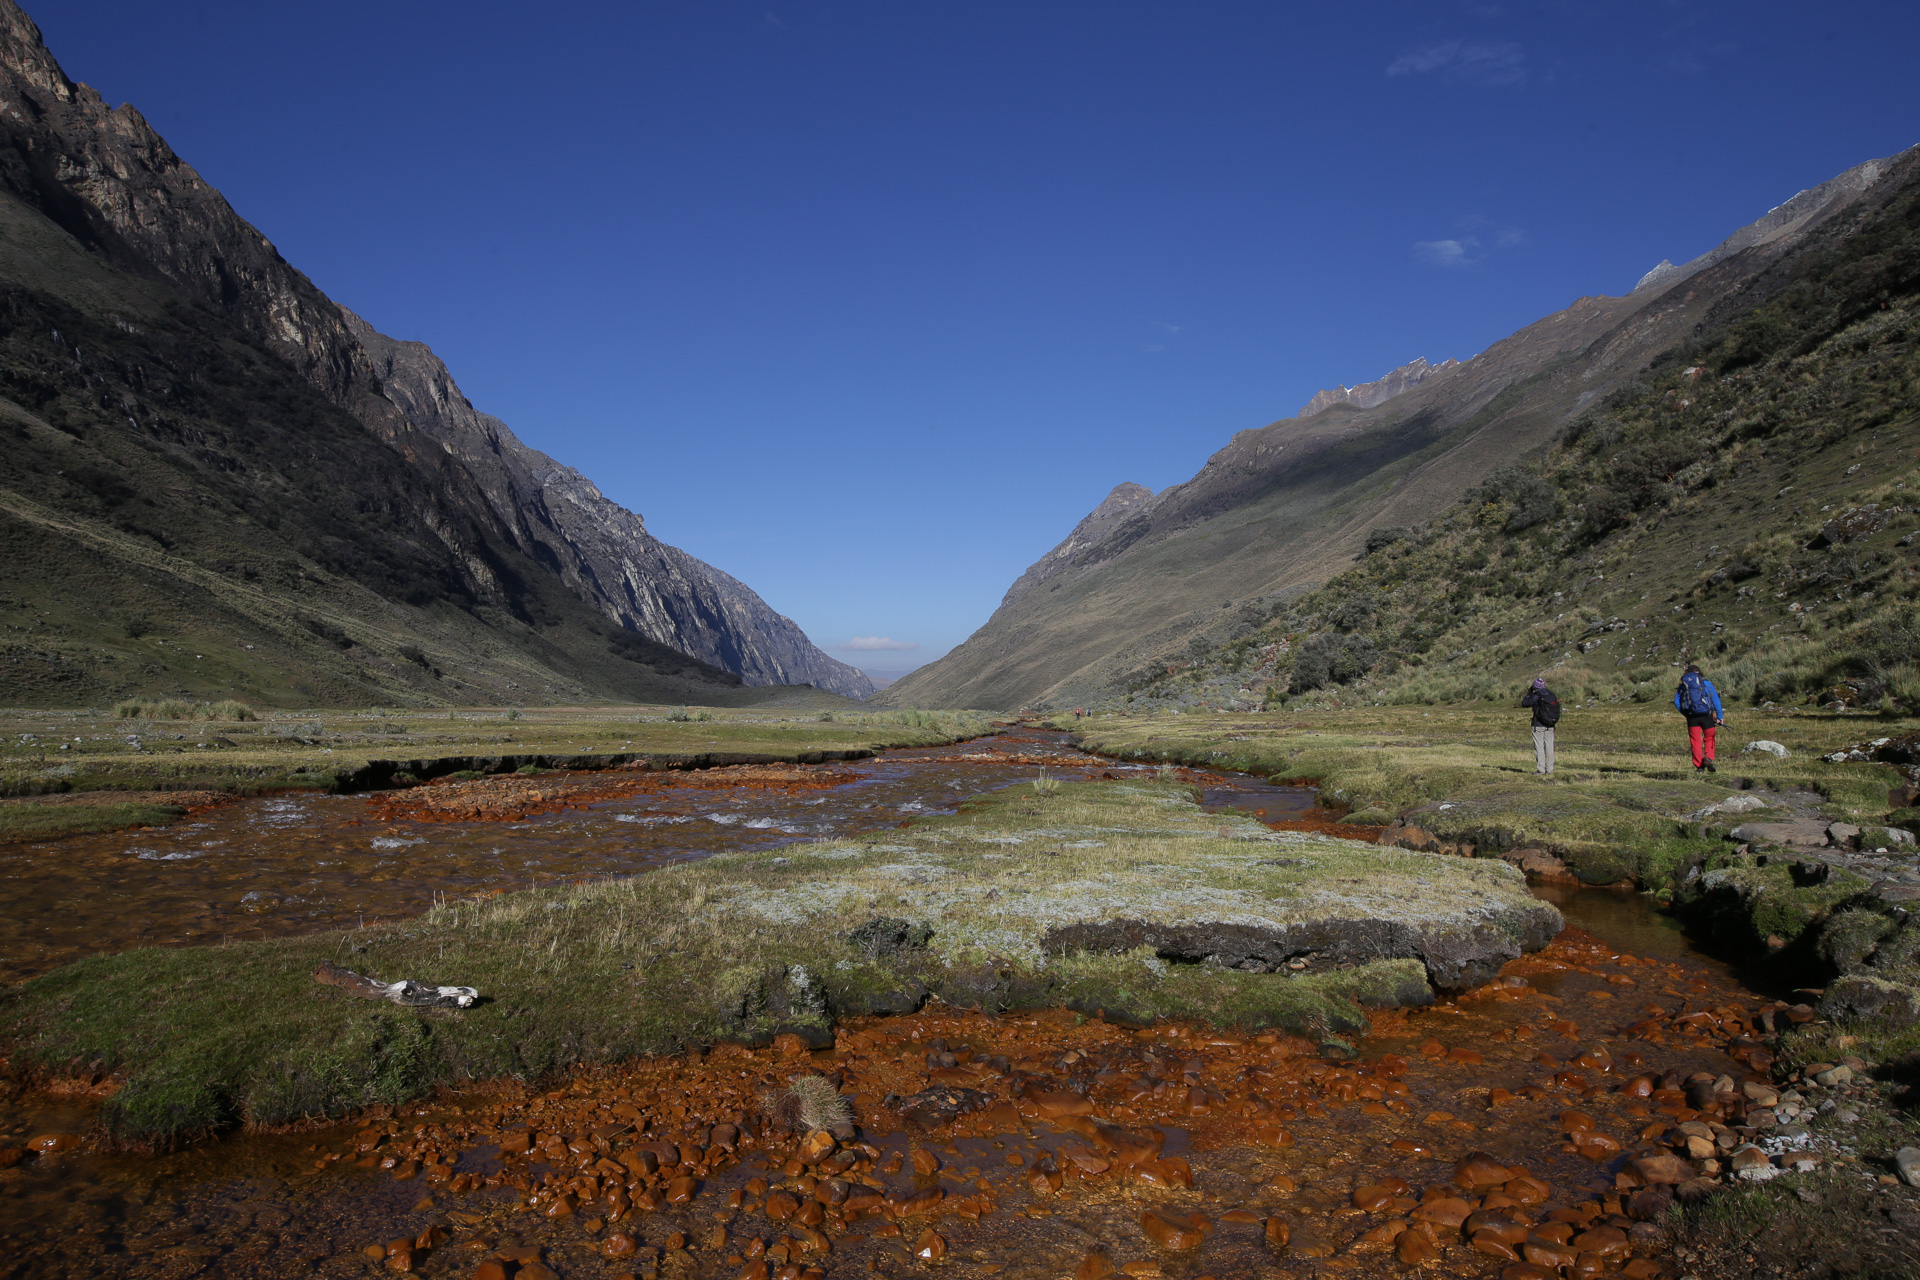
[1685,794,1768,820]
[1817,975,1920,1027]
[1727,820,1833,848]
[1745,740,1790,758]
[1895,1147,1920,1189]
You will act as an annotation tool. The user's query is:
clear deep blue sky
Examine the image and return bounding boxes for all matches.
[31,1,1918,677]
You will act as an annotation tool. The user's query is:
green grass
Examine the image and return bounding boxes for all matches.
[1055,701,1920,1050]
[0,703,996,803]
[1058,702,1912,886]
[0,799,185,842]
[0,775,1537,1145]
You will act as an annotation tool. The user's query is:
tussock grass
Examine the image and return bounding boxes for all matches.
[1061,702,1916,890]
[1,776,1531,1145]
[112,698,257,721]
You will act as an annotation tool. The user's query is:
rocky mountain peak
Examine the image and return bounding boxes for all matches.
[998,482,1156,610]
[1298,355,1463,419]
[1631,152,1895,295]
[0,0,870,700]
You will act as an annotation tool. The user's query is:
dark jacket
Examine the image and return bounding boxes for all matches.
[1521,687,1559,729]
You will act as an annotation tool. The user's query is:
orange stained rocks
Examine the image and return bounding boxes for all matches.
[1139,1209,1209,1250]
[202,925,1777,1280]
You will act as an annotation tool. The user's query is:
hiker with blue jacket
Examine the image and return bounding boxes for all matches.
[1674,663,1725,773]
[1520,677,1561,775]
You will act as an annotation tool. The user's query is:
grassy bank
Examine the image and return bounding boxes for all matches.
[1055,702,1909,886]
[1056,702,1920,1086]
[0,773,1551,1145]
[0,703,992,837]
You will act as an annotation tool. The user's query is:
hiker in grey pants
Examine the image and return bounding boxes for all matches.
[1520,677,1561,775]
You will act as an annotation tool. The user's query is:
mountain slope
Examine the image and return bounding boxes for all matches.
[1146,142,1920,716]
[886,149,1908,711]
[343,316,870,695]
[0,0,867,705]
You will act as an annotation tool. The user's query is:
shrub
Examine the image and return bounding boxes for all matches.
[1292,634,1381,692]
[1364,527,1409,554]
[667,707,691,722]
[113,698,253,721]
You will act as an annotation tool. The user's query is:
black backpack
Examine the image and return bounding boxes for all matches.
[1535,692,1562,727]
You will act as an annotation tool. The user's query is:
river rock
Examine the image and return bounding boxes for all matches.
[1629,1154,1692,1185]
[1140,1210,1205,1250]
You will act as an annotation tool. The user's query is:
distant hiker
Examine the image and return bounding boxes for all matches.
[1520,677,1561,776]
[1674,663,1725,773]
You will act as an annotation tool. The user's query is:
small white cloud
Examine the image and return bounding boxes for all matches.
[840,636,919,651]
[1413,238,1477,267]
[1387,40,1527,86]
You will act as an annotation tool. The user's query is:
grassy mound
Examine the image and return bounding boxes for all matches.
[0,776,1549,1145]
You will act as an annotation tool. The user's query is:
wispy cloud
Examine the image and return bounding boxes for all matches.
[1412,215,1526,269]
[1413,237,1476,267]
[1140,320,1183,355]
[838,636,919,651]
[1387,40,1527,86]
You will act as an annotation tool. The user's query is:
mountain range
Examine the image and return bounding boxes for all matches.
[0,0,869,708]
[882,146,1914,711]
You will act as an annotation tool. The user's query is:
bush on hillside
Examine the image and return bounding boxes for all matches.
[1291,633,1380,692]
[1466,467,1560,533]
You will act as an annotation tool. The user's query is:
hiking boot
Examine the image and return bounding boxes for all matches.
[1705,761,1716,773]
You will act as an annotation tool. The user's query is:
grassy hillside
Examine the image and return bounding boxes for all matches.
[0,192,753,710]
[889,151,1908,713]
[1126,147,1920,717]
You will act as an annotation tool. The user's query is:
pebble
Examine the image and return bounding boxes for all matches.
[25,1133,79,1155]
[1140,1210,1206,1250]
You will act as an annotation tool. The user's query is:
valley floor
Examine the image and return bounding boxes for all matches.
[0,704,984,841]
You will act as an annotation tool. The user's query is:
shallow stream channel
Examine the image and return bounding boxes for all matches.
[0,733,1841,1278]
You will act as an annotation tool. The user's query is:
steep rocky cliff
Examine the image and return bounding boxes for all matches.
[885,147,1909,711]
[344,317,870,696]
[0,0,867,703]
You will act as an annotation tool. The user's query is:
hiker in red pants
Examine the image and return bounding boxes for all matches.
[1673,663,1725,772]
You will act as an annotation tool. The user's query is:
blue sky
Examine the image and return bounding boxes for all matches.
[31,1,1919,676]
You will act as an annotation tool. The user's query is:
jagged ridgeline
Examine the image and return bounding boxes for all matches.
[1143,148,1920,713]
[886,142,1917,713]
[0,0,868,708]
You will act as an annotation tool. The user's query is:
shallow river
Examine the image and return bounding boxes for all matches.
[0,733,1779,1279]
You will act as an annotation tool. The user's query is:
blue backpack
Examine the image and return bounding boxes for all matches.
[1678,671,1714,716]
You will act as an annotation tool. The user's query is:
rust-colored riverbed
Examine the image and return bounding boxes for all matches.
[0,734,1218,982]
[0,735,1797,1279]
